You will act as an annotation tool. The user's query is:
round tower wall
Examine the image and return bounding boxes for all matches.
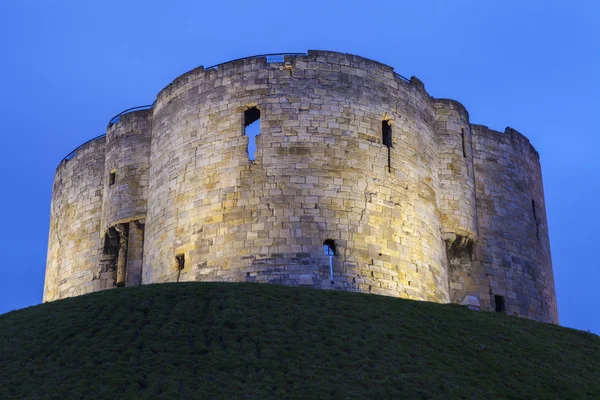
[471,125,558,323]
[433,99,478,243]
[433,99,479,304]
[145,51,450,302]
[102,109,152,227]
[99,109,152,288]
[43,137,106,301]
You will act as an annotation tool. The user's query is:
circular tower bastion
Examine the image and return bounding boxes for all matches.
[44,50,558,324]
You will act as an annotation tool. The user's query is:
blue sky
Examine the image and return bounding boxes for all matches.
[0,0,598,333]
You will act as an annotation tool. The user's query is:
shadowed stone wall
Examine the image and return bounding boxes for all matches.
[471,125,557,323]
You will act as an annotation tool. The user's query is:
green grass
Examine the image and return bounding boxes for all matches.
[0,283,598,399]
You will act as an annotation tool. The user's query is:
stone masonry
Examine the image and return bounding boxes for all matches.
[43,50,558,324]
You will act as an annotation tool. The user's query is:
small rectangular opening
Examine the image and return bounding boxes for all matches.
[382,120,392,173]
[109,172,116,186]
[382,120,392,148]
[323,239,336,256]
[461,128,467,158]
[244,108,261,161]
[494,295,505,313]
[323,239,336,284]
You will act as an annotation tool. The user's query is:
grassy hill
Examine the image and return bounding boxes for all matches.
[1,283,598,399]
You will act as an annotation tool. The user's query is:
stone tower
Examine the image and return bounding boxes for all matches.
[44,51,558,324]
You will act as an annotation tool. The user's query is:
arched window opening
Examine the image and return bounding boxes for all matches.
[244,107,261,161]
[323,239,336,256]
[323,239,336,284]
[382,120,392,172]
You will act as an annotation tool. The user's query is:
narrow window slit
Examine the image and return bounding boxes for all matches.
[382,120,392,172]
[323,239,336,284]
[494,295,505,313]
[532,199,540,240]
[244,107,261,161]
[109,172,116,186]
[461,128,467,158]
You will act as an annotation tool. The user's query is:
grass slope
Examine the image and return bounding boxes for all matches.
[1,283,598,400]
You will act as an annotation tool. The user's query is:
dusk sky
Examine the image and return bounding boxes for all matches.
[0,1,598,334]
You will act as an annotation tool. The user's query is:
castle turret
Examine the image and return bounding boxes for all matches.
[43,136,106,301]
[433,99,479,304]
[471,125,558,323]
[98,108,152,289]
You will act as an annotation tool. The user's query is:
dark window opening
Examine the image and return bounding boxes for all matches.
[461,128,467,158]
[323,239,336,256]
[175,253,185,283]
[382,120,392,172]
[244,107,261,161]
[323,239,336,284]
[494,295,505,313]
[382,120,392,148]
[175,254,185,270]
[109,172,116,186]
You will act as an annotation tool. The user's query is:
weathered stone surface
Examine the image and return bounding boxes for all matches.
[43,50,558,324]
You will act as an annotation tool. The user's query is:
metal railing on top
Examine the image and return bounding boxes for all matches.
[63,134,106,161]
[394,72,411,83]
[108,103,155,126]
[62,103,155,162]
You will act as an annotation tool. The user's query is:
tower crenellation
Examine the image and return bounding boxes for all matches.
[44,50,558,324]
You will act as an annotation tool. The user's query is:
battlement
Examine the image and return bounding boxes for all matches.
[45,51,558,324]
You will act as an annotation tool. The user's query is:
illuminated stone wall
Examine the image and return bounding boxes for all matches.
[44,137,105,301]
[43,50,558,323]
